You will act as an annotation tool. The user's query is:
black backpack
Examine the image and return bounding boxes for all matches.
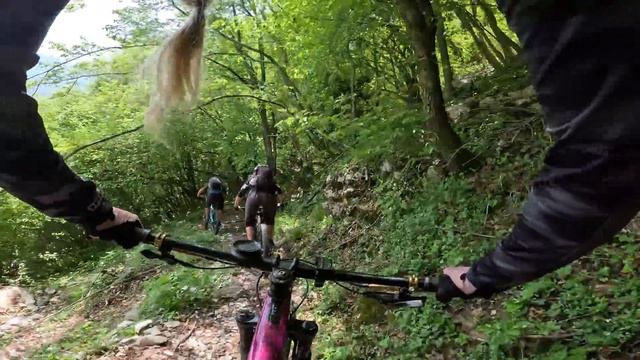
[208,177,223,193]
[253,165,275,193]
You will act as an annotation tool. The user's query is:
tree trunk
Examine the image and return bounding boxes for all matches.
[270,110,278,169]
[434,0,454,99]
[258,102,276,170]
[454,6,503,69]
[478,1,521,60]
[477,20,507,64]
[396,0,479,172]
[258,38,277,171]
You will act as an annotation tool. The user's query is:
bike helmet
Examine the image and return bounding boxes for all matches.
[253,164,269,174]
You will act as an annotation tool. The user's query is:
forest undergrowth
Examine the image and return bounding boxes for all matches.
[4,69,639,359]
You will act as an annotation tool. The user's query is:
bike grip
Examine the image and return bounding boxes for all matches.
[132,227,153,244]
[419,277,439,292]
[436,274,469,303]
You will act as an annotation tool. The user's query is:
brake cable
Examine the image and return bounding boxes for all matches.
[140,249,236,270]
[291,279,310,317]
[255,272,264,307]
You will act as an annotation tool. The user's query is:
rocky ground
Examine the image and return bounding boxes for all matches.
[0,213,312,359]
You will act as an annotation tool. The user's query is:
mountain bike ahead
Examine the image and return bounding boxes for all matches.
[134,229,444,360]
[237,205,275,257]
[207,205,221,234]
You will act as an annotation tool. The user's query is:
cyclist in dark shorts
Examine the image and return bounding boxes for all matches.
[234,165,282,242]
[197,177,225,230]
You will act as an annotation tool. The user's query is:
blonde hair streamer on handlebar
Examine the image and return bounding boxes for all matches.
[145,0,211,134]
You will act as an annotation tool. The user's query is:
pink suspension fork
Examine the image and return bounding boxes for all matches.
[248,269,292,360]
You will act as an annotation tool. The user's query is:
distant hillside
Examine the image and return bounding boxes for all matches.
[28,54,91,98]
[27,54,63,97]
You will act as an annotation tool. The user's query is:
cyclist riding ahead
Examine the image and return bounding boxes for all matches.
[197,176,226,232]
[234,165,282,254]
[4,0,640,319]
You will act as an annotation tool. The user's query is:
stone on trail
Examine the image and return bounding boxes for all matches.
[479,96,498,109]
[0,286,35,312]
[164,320,182,329]
[44,287,57,296]
[119,336,138,345]
[135,335,169,347]
[214,284,244,301]
[0,316,31,333]
[35,296,49,307]
[134,319,154,334]
[117,320,134,329]
[143,326,162,336]
[446,103,470,121]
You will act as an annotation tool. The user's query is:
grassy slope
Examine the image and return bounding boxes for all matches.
[9,69,640,359]
[277,69,640,359]
[9,213,231,359]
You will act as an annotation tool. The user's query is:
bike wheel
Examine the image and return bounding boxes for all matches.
[255,224,262,244]
[260,224,274,257]
[209,208,218,233]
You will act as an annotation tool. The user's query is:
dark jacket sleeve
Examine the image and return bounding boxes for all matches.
[0,94,114,229]
[466,145,640,293]
[466,0,640,294]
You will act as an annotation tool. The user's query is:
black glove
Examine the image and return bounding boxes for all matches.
[436,275,493,303]
[92,219,143,249]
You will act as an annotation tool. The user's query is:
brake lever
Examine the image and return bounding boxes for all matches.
[363,290,427,308]
[391,299,424,308]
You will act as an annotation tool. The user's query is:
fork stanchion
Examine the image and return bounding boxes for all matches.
[235,309,258,360]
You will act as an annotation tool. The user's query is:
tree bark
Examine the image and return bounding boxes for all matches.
[434,0,454,100]
[477,1,521,60]
[258,38,277,171]
[396,0,478,172]
[454,6,503,69]
[258,102,276,170]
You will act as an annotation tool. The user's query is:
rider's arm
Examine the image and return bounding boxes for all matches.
[465,147,640,295]
[446,0,640,298]
[234,179,250,208]
[0,0,119,232]
[0,95,114,230]
[196,185,207,198]
[237,182,251,198]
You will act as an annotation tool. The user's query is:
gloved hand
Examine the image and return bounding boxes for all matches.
[436,266,491,303]
[92,208,143,249]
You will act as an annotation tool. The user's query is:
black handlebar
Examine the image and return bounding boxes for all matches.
[134,228,438,292]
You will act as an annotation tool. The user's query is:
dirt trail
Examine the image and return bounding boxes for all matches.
[1,212,311,359]
[1,313,84,359]
[103,213,264,360]
[106,271,260,360]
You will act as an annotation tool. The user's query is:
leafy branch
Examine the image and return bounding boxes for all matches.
[199,94,292,113]
[64,125,144,160]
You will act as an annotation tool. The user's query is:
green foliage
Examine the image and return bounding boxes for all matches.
[375,175,499,274]
[9,0,638,359]
[140,266,229,318]
[29,321,117,359]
